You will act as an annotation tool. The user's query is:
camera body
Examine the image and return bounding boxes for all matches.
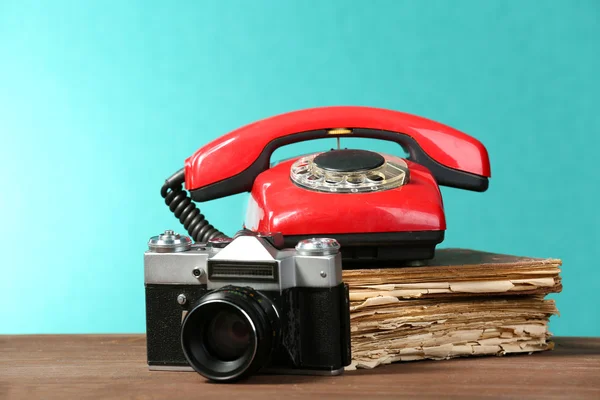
[144,230,351,382]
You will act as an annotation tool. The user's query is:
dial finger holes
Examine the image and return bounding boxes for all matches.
[366,172,385,182]
[325,175,342,185]
[290,153,409,193]
[346,175,364,185]
[293,164,309,175]
[306,174,323,184]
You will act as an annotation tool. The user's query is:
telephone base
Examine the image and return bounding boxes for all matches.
[283,230,444,268]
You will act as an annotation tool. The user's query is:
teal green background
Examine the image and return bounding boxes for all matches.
[1,0,598,335]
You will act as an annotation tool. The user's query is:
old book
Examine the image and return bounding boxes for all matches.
[343,249,562,370]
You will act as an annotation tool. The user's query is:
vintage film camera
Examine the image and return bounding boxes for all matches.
[144,229,352,382]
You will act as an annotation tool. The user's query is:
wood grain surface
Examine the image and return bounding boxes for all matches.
[1,335,598,399]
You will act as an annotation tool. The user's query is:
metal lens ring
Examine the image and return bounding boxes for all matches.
[290,153,409,193]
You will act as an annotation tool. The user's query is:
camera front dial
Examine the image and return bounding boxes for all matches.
[181,286,279,382]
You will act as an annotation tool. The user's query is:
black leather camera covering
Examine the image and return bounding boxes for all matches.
[145,283,351,371]
[145,285,208,366]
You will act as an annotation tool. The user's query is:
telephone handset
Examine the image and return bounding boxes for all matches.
[184,106,490,201]
[161,106,491,265]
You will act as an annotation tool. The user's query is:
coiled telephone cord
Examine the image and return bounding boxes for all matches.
[160,169,227,243]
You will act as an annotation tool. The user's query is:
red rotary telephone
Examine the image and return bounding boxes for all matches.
[161,106,491,265]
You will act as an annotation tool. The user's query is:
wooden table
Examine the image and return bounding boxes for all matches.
[1,335,598,399]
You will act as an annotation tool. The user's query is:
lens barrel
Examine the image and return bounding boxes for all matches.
[181,286,279,382]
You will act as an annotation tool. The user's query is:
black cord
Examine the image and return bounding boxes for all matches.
[160,168,228,243]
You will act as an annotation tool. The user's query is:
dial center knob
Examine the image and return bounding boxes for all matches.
[313,149,385,172]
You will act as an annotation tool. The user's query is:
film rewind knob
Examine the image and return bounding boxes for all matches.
[295,238,340,256]
[148,230,192,253]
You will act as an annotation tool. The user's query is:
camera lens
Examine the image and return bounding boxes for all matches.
[205,310,251,361]
[181,286,279,382]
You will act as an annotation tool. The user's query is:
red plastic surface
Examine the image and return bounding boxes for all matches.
[244,157,446,235]
[185,106,491,191]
